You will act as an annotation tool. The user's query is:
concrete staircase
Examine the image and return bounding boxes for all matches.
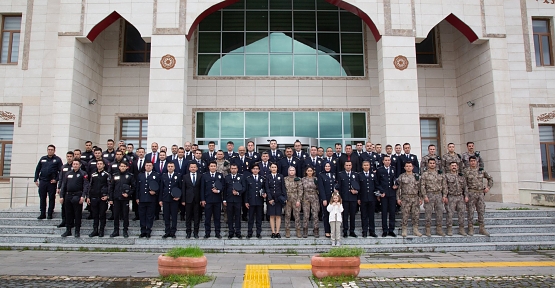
[0,204,554,253]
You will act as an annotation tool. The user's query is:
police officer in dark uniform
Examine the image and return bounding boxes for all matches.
[401,143,420,174]
[202,141,217,163]
[159,162,182,238]
[224,163,244,239]
[337,161,359,238]
[82,141,94,163]
[303,146,324,175]
[245,164,266,239]
[231,146,250,174]
[59,160,90,237]
[201,161,224,239]
[190,149,207,174]
[278,147,301,177]
[323,148,339,178]
[358,161,379,238]
[109,162,135,238]
[34,144,63,220]
[136,162,160,238]
[268,139,284,163]
[293,140,308,160]
[87,148,111,177]
[88,160,111,237]
[103,139,116,163]
[56,151,75,228]
[318,162,337,238]
[110,151,130,177]
[376,155,398,237]
[246,141,260,161]
[224,141,239,160]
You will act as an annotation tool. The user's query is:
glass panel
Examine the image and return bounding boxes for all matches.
[320,112,342,138]
[3,143,11,176]
[294,0,315,10]
[246,32,269,53]
[294,55,317,75]
[197,112,220,138]
[318,33,339,53]
[534,34,542,66]
[123,53,145,62]
[223,11,244,31]
[221,54,244,75]
[341,33,363,54]
[340,12,362,32]
[550,145,555,180]
[344,113,366,138]
[222,32,244,53]
[199,11,221,31]
[125,23,145,51]
[142,120,148,136]
[293,11,316,31]
[295,112,318,137]
[533,19,549,33]
[221,112,245,138]
[247,0,268,9]
[198,32,221,53]
[317,11,339,31]
[1,32,8,63]
[270,11,292,31]
[421,139,438,158]
[539,125,555,142]
[270,0,291,10]
[122,119,140,138]
[317,0,338,10]
[541,144,549,180]
[319,139,341,151]
[0,124,14,140]
[270,112,293,136]
[125,139,140,151]
[10,33,19,63]
[420,119,438,138]
[198,54,221,75]
[318,54,341,76]
[270,54,292,75]
[270,32,292,53]
[294,33,317,53]
[341,55,364,76]
[542,35,552,65]
[227,0,244,10]
[221,139,245,150]
[246,11,268,31]
[246,54,268,75]
[246,112,269,137]
[3,16,21,30]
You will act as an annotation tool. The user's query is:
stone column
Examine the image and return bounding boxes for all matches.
[147,35,188,147]
[377,36,422,156]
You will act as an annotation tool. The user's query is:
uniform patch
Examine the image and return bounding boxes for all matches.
[277,177,281,180]
[153,176,156,179]
[103,154,108,157]
[63,168,68,171]
[41,160,47,163]
[114,176,120,180]
[68,175,73,178]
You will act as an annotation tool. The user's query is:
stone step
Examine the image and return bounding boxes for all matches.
[0,239,554,254]
[1,224,552,236]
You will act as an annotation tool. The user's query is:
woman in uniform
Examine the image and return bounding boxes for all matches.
[284,166,303,238]
[266,163,286,238]
[318,162,336,238]
[301,166,320,238]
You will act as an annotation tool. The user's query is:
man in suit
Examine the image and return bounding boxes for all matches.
[337,161,359,238]
[377,155,398,237]
[154,151,169,174]
[131,147,147,221]
[293,140,308,160]
[202,141,217,163]
[339,144,361,173]
[401,143,420,174]
[391,144,403,177]
[184,141,194,160]
[224,141,239,160]
[268,139,284,163]
[181,162,202,239]
[200,161,224,239]
[303,146,324,175]
[278,147,301,177]
[224,163,244,239]
[173,147,189,176]
[159,162,181,238]
[190,149,207,174]
[168,144,179,161]
[358,161,379,238]
[333,143,342,159]
[145,142,159,164]
[136,162,160,238]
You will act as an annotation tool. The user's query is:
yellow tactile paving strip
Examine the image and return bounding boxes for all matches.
[242,261,555,288]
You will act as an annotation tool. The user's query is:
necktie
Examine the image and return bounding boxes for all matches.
[147,172,150,178]
[241,157,244,163]
[313,158,316,166]
[192,174,196,185]
[169,173,173,179]
[249,153,252,157]
[387,168,390,174]
[288,159,291,165]
[347,155,351,161]
[160,161,164,172]
[139,159,143,170]
[210,152,213,158]
[273,151,275,157]
[347,172,350,178]
[179,159,182,169]
[298,152,300,158]
[255,176,257,181]
[151,154,155,163]
[211,173,215,178]
[232,175,236,180]
[365,172,368,177]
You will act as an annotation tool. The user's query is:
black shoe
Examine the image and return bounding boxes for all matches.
[276,233,281,238]
[236,234,242,239]
[74,230,80,238]
[89,229,99,237]
[61,229,72,237]
[228,234,233,239]
[343,232,348,238]
[146,233,151,239]
[349,232,358,238]
[247,234,252,239]
[388,231,397,237]
[154,216,160,220]
[57,222,66,228]
[139,233,146,238]
[242,216,248,222]
[194,234,199,239]
[132,217,139,221]
[108,215,114,221]
[216,234,222,239]
[171,234,176,239]
[362,232,368,238]
[87,214,93,220]
[123,231,129,238]
[271,233,276,238]
[162,233,169,239]
[369,232,378,238]
[37,215,46,220]
[47,215,53,220]
[204,235,210,239]
[110,231,119,238]
[99,230,105,237]
[186,234,191,239]
[256,234,262,239]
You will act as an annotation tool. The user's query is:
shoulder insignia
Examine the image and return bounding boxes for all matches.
[153,176,156,179]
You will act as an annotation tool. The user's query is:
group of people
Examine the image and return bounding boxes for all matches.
[34,139,493,245]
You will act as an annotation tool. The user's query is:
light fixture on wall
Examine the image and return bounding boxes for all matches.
[89,99,97,105]
[466,101,475,107]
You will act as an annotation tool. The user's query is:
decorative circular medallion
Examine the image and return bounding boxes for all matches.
[393,55,409,71]
[160,54,176,70]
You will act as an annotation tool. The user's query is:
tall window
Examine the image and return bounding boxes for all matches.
[1,15,22,64]
[533,19,553,67]
[420,118,440,156]
[197,0,365,76]
[416,28,438,65]
[122,21,151,63]
[120,118,148,148]
[540,125,555,181]
[0,124,13,177]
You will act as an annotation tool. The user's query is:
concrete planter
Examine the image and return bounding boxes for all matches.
[158,255,207,276]
[310,255,360,279]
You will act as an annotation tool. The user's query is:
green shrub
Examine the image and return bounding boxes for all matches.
[320,247,364,257]
[166,246,204,258]
[160,274,213,286]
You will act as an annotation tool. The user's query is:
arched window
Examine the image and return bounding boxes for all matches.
[197,0,365,76]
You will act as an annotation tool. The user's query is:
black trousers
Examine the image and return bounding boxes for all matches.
[64,196,83,229]
[132,193,139,219]
[381,195,396,233]
[185,201,201,235]
[60,203,66,220]
[204,202,222,235]
[38,180,56,216]
[138,201,156,234]
[342,201,357,234]
[112,199,129,231]
[322,203,331,233]
[163,201,179,235]
[226,202,241,235]
[360,200,376,233]
[247,205,263,236]
[90,197,108,229]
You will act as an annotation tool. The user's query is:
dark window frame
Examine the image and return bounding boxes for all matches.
[119,118,148,148]
[420,117,441,157]
[121,21,151,63]
[0,123,14,179]
[532,18,554,67]
[416,27,440,66]
[540,125,555,181]
[0,15,22,64]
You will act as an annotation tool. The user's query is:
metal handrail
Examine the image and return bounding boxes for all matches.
[0,176,36,208]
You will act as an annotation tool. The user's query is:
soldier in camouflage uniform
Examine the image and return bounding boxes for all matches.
[461,142,484,170]
[396,162,423,237]
[444,162,468,236]
[284,166,303,238]
[420,144,442,173]
[215,150,231,222]
[301,166,320,238]
[464,156,493,236]
[420,158,447,237]
[442,143,462,172]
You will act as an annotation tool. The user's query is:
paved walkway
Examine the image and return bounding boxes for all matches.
[0,250,555,287]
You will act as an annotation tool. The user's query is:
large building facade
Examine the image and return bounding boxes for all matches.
[0,0,554,208]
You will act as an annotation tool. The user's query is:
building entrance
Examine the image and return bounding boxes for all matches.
[246,137,318,153]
